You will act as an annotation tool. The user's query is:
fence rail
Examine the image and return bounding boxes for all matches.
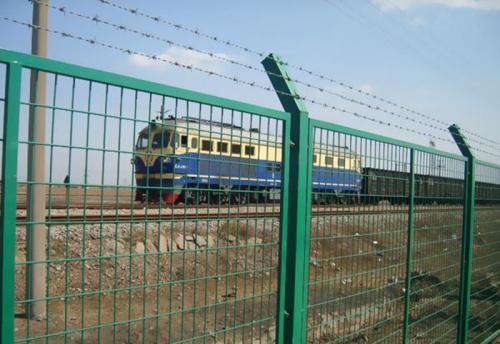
[1,48,499,343]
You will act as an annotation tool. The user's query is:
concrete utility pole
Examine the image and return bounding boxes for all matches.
[26,0,48,321]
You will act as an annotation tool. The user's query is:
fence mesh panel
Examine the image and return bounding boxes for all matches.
[3,50,500,344]
[407,152,464,343]
[306,127,410,343]
[11,65,286,343]
[469,163,500,343]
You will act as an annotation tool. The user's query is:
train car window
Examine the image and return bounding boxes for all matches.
[338,158,345,167]
[201,140,213,152]
[217,142,228,153]
[181,135,188,147]
[325,156,334,165]
[245,146,255,156]
[191,137,198,149]
[313,155,317,163]
[136,133,149,149]
[151,131,170,148]
[231,144,241,154]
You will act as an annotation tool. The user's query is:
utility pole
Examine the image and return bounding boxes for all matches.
[26,0,48,321]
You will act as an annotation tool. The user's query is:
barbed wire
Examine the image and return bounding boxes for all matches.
[30,0,456,139]
[93,0,500,152]
[3,16,500,160]
[463,128,500,148]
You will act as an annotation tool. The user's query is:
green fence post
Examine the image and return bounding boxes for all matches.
[262,54,310,344]
[1,61,22,344]
[403,148,415,343]
[449,124,475,344]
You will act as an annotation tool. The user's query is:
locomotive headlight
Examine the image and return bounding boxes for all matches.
[162,156,171,163]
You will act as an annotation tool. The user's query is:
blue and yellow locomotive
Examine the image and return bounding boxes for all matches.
[133,117,362,204]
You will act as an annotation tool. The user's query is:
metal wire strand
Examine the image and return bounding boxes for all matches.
[28,0,461,141]
[91,0,500,151]
[4,16,500,160]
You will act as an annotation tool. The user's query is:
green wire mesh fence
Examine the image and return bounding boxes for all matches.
[1,49,499,344]
[408,152,464,342]
[1,50,289,343]
[304,123,470,343]
[306,127,411,343]
[469,163,500,343]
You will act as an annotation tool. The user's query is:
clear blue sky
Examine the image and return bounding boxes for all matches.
[1,0,500,182]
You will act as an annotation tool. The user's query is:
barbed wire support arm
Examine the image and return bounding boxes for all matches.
[262,53,310,344]
[448,124,475,344]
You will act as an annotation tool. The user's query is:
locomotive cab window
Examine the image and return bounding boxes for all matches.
[313,155,317,163]
[202,140,213,152]
[325,156,334,166]
[338,158,345,167]
[191,137,198,149]
[136,133,149,149]
[217,142,228,153]
[231,144,241,155]
[151,131,170,148]
[245,146,255,156]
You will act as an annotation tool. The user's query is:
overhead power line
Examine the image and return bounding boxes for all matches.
[30,0,452,138]
[3,16,499,159]
[93,0,500,152]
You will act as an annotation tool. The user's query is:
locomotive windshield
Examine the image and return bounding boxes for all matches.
[152,130,171,148]
[136,133,149,149]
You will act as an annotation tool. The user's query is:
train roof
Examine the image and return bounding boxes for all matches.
[140,116,358,156]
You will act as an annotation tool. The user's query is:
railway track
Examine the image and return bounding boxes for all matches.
[16,205,499,224]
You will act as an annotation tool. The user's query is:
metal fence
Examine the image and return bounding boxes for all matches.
[0,48,499,344]
[304,121,469,343]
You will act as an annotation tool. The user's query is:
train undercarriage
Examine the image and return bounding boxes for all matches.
[135,184,360,205]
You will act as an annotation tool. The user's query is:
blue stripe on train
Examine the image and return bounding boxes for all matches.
[135,153,362,192]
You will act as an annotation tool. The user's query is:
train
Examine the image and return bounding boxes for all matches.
[133,117,500,205]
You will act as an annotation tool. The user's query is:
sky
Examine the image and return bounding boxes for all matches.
[1,0,500,183]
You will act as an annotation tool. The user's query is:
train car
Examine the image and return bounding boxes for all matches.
[361,168,409,204]
[133,117,362,204]
[476,180,500,204]
[362,167,465,204]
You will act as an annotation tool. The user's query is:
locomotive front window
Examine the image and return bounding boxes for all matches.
[325,156,334,165]
[338,158,345,167]
[136,134,149,149]
[152,131,171,148]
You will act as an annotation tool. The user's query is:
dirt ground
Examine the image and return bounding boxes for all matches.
[15,219,280,343]
[12,206,500,343]
[305,206,500,343]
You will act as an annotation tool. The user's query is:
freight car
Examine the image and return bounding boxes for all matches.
[362,167,500,204]
[133,117,362,204]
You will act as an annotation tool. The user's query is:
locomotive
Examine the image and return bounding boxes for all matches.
[133,117,500,205]
[133,117,362,204]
